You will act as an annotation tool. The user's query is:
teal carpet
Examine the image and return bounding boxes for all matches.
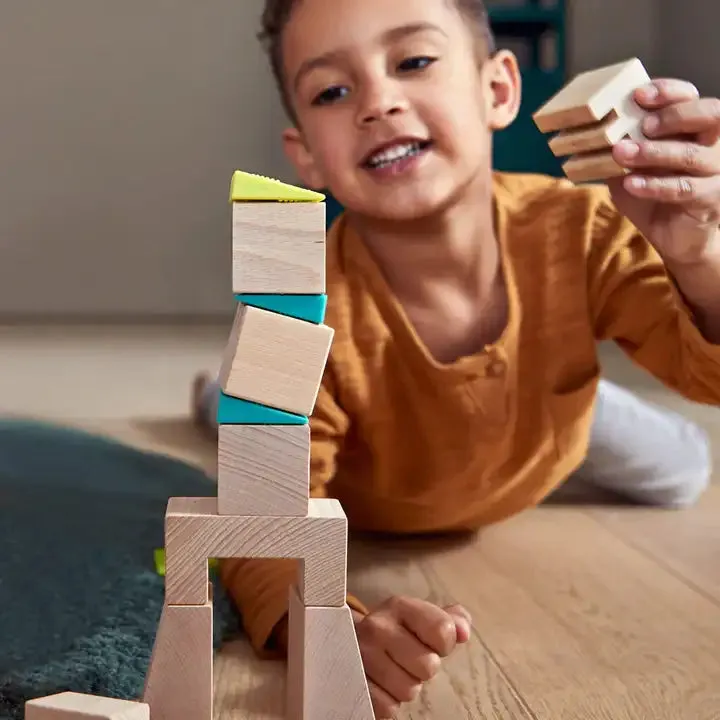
[0,418,240,720]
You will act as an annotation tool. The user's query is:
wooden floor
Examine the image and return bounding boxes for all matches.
[206,487,720,720]
[3,325,719,718]
[66,410,720,719]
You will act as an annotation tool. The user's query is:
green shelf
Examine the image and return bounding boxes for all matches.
[488,6,563,28]
[488,2,567,176]
[492,67,565,176]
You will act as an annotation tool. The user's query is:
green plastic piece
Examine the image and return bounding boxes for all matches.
[229,170,325,203]
[217,392,308,425]
[235,294,327,324]
[154,548,218,577]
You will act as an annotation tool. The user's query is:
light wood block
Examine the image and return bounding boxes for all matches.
[164,497,347,607]
[142,599,213,720]
[218,302,334,417]
[25,693,149,720]
[218,424,309,516]
[548,109,633,157]
[533,57,650,134]
[562,149,629,183]
[232,201,326,294]
[287,586,373,720]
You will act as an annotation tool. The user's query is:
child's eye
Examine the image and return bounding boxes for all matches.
[398,56,437,72]
[312,85,349,106]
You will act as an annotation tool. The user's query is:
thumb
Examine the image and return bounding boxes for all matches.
[443,604,472,643]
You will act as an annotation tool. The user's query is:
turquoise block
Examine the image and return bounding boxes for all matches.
[234,294,327,324]
[216,392,308,425]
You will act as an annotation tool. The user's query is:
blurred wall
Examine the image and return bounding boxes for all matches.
[0,0,711,319]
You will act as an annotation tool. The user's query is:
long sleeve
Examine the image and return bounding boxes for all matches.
[588,198,720,404]
[218,362,368,658]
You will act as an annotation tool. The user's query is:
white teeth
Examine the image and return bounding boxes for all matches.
[367,141,425,168]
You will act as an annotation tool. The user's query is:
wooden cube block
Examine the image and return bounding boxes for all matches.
[218,303,334,417]
[142,600,213,720]
[218,424,309,516]
[232,201,326,294]
[286,586,373,720]
[164,497,347,607]
[533,57,650,134]
[26,693,149,720]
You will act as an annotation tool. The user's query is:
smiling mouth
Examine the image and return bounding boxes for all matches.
[363,139,433,169]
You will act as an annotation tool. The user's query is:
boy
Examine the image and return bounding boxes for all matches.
[197,0,720,716]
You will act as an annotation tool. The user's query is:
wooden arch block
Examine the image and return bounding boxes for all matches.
[163,497,347,607]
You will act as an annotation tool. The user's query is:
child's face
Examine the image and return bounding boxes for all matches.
[280,0,520,222]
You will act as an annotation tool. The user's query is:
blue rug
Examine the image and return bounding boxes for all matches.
[0,419,240,720]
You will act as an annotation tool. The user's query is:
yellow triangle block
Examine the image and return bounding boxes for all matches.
[229,170,325,203]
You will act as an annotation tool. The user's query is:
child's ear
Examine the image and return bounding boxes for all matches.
[282,127,326,190]
[483,49,522,131]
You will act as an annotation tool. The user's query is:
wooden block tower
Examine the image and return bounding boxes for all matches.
[23,171,373,720]
[142,170,374,720]
[533,57,651,183]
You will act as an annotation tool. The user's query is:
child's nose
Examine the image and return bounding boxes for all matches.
[358,84,409,125]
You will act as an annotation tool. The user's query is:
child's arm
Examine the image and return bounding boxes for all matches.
[589,202,720,404]
[598,78,720,347]
[662,245,720,343]
[217,365,367,657]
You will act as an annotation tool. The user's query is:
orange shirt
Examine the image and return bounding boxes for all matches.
[219,172,720,656]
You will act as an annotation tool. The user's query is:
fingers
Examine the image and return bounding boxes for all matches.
[618,173,720,210]
[444,603,473,644]
[384,624,442,682]
[356,596,473,718]
[614,138,720,177]
[641,98,720,143]
[367,679,401,720]
[634,78,699,109]
[388,596,459,656]
[363,645,422,705]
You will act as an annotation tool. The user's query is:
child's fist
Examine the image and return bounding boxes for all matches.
[352,596,472,719]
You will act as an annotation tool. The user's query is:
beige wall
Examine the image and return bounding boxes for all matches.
[567,0,658,74]
[0,0,293,319]
[658,0,720,94]
[0,1,705,319]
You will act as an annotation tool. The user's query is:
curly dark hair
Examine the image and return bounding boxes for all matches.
[258,0,496,123]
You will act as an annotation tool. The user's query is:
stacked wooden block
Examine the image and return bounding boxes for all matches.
[533,57,651,183]
[142,171,374,720]
[23,171,373,720]
[25,693,149,720]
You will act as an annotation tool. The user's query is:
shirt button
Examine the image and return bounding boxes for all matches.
[487,360,506,377]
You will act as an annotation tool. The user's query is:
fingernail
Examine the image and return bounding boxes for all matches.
[627,176,647,189]
[642,83,659,99]
[456,618,471,637]
[618,140,640,158]
[644,115,660,134]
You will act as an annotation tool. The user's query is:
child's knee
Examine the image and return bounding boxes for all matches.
[649,421,711,508]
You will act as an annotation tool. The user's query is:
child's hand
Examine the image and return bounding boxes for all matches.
[610,78,720,266]
[352,596,472,719]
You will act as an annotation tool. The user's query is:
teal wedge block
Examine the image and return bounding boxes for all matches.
[234,293,327,324]
[216,392,308,425]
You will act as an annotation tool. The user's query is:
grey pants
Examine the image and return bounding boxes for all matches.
[569,379,711,507]
[202,378,711,508]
